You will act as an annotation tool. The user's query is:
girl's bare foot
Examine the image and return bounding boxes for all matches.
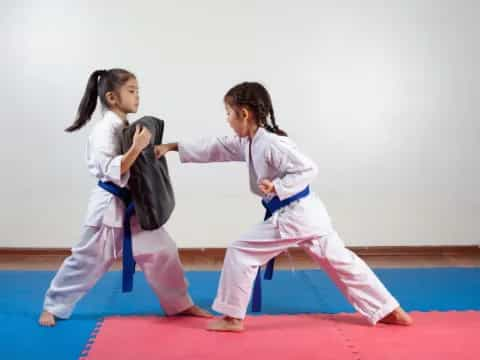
[379,307,413,326]
[38,310,56,327]
[176,305,213,318]
[206,316,244,332]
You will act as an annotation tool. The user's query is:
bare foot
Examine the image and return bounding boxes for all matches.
[379,307,413,326]
[175,305,213,318]
[38,310,56,327]
[207,316,244,332]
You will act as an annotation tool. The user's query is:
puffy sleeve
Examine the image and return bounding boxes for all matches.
[178,135,246,163]
[86,127,130,187]
[267,138,318,201]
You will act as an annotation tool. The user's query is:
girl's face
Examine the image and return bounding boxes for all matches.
[106,77,140,114]
[225,102,251,137]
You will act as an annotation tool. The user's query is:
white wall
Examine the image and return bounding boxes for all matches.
[1,0,479,248]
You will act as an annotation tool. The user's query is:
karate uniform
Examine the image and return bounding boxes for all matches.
[179,127,398,323]
[43,111,192,319]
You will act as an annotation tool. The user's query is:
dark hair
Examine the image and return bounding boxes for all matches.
[224,82,287,136]
[65,68,135,132]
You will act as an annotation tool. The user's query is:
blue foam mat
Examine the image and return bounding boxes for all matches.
[1,268,479,359]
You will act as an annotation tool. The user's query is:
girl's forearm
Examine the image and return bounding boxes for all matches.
[120,144,142,174]
[167,143,179,152]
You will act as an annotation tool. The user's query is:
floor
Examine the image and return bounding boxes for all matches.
[1,248,479,270]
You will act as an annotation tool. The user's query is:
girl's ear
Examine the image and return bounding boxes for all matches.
[241,107,249,122]
[105,91,116,106]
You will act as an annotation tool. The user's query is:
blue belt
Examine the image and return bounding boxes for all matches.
[97,181,136,292]
[251,186,310,312]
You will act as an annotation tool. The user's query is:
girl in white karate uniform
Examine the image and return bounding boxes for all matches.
[39,69,210,327]
[156,82,412,332]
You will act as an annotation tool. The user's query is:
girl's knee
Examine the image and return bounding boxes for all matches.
[224,244,248,267]
[150,245,178,263]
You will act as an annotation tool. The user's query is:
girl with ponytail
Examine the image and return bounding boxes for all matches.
[39,69,210,327]
[155,81,412,332]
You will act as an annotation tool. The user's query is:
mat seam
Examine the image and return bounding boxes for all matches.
[79,317,105,360]
[302,271,362,360]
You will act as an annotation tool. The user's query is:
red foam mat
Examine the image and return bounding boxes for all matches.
[83,312,480,360]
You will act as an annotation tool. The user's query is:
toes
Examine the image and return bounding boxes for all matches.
[39,312,56,327]
[206,318,244,332]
